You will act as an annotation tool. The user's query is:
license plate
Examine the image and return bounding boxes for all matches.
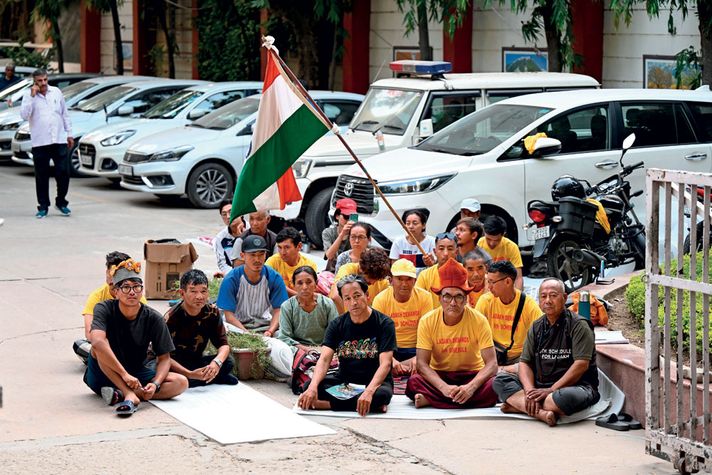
[11,141,20,152]
[118,164,133,176]
[533,226,550,240]
[80,153,93,166]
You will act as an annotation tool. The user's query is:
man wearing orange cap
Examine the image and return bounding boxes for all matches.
[415,232,459,308]
[406,259,498,409]
[372,259,433,376]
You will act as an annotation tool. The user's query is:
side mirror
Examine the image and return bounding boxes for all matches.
[620,133,636,165]
[531,137,562,158]
[188,109,208,120]
[117,105,134,116]
[419,119,433,139]
[237,123,254,136]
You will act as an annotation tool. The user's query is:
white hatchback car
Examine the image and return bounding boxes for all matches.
[78,81,262,180]
[333,88,712,249]
[119,90,364,208]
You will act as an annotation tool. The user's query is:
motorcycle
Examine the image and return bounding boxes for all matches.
[526,134,646,292]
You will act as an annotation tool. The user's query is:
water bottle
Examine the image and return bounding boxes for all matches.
[579,290,591,320]
[376,130,385,151]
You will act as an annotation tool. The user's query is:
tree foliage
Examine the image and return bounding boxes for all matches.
[85,0,125,74]
[32,0,69,72]
[396,0,472,61]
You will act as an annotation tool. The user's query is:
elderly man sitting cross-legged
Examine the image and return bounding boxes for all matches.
[406,259,498,409]
[492,278,600,426]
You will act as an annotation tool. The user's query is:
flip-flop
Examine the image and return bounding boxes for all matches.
[115,400,138,417]
[595,413,629,431]
[101,387,123,406]
[618,412,642,430]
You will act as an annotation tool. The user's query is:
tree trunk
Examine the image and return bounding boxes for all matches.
[109,0,123,75]
[156,1,176,78]
[52,19,64,73]
[699,1,712,87]
[543,9,562,72]
[417,2,431,60]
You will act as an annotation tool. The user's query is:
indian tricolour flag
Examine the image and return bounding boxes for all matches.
[230,49,330,221]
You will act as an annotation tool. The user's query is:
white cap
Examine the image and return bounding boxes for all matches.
[460,198,480,213]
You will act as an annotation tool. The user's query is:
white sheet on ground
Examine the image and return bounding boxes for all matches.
[293,369,625,425]
[150,383,334,444]
[594,330,630,345]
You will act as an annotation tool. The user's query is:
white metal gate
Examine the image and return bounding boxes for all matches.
[646,168,712,473]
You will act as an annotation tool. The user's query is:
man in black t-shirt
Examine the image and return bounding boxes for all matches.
[84,259,188,416]
[298,275,396,416]
[166,269,238,387]
[493,278,600,426]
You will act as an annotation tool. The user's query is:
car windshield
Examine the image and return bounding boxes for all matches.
[0,78,29,101]
[143,90,202,119]
[351,88,422,135]
[60,81,96,102]
[74,85,137,112]
[192,96,260,130]
[417,104,553,156]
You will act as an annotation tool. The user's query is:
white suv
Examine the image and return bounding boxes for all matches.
[334,88,712,249]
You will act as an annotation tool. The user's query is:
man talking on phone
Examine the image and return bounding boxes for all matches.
[20,68,74,218]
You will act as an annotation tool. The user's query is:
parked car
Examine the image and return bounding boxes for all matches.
[0,72,97,111]
[333,88,712,251]
[119,90,364,208]
[78,81,262,180]
[0,75,153,160]
[11,78,204,174]
[273,60,600,247]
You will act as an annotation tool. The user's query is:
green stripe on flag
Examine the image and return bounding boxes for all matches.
[231,105,329,217]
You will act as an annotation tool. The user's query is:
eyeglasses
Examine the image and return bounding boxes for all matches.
[350,235,368,241]
[441,293,466,304]
[220,211,231,217]
[486,277,508,286]
[435,232,456,242]
[119,284,143,294]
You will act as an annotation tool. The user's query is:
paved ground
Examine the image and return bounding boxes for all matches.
[0,163,677,474]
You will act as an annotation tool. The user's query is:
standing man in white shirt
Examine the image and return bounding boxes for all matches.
[20,69,74,218]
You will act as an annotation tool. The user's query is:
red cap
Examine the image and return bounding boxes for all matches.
[335,198,357,215]
[431,258,473,294]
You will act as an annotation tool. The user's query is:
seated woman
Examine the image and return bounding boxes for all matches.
[297,275,396,416]
[330,247,391,314]
[334,222,372,273]
[389,209,435,274]
[278,266,339,354]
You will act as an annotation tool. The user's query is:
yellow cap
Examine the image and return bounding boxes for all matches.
[391,258,417,279]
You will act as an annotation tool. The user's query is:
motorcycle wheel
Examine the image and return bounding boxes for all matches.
[683,221,712,255]
[546,239,592,293]
[632,230,646,269]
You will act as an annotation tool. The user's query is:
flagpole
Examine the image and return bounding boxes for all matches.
[264,43,430,258]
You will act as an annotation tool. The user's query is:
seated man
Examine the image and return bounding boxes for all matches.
[322,198,355,273]
[297,275,396,416]
[214,199,245,276]
[463,248,491,307]
[231,211,277,267]
[83,259,188,416]
[477,216,524,289]
[265,226,317,297]
[74,251,147,364]
[475,261,542,373]
[166,269,238,387]
[415,232,459,308]
[493,278,600,426]
[372,259,433,375]
[330,247,391,314]
[406,259,498,409]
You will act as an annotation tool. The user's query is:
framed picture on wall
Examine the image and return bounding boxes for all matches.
[502,48,548,72]
[643,55,698,89]
[392,46,425,61]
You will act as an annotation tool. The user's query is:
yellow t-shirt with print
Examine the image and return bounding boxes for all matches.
[372,286,433,348]
[414,264,441,308]
[475,289,542,358]
[477,236,523,268]
[82,283,148,315]
[334,263,389,304]
[417,306,493,372]
[265,253,318,290]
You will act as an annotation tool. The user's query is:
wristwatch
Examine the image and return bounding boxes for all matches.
[152,380,161,393]
[213,358,223,368]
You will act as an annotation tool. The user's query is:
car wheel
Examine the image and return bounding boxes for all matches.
[546,239,592,293]
[187,162,234,209]
[304,187,333,249]
[69,144,83,177]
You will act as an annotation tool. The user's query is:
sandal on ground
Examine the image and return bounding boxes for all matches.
[101,387,123,406]
[115,400,138,417]
[595,413,629,431]
[618,412,642,430]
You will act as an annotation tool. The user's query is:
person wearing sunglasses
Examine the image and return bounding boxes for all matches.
[83,259,188,417]
[415,232,459,308]
[405,259,498,409]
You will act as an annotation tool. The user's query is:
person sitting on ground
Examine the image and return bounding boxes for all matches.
[214,199,246,276]
[493,278,600,426]
[217,234,293,379]
[405,259,498,409]
[475,261,542,374]
[74,251,147,364]
[454,217,484,263]
[459,198,481,220]
[389,209,435,274]
[297,275,396,416]
[415,232,459,308]
[83,259,188,416]
[330,247,391,314]
[372,259,433,376]
[278,266,339,354]
[266,226,318,297]
[231,210,277,267]
[322,198,356,273]
[463,248,491,308]
[334,222,372,274]
[477,215,524,289]
[165,269,238,387]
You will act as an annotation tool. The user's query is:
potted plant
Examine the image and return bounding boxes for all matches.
[227,332,271,380]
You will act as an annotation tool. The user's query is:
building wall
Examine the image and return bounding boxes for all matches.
[151,5,194,79]
[99,0,133,74]
[471,5,535,73]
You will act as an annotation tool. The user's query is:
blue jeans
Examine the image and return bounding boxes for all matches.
[83,354,156,395]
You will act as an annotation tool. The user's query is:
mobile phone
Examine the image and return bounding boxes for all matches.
[349,213,359,223]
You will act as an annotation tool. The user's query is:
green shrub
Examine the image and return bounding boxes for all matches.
[209,277,222,302]
[227,331,271,378]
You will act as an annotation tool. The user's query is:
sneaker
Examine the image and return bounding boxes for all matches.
[101,386,123,406]
[35,209,48,219]
[55,205,71,216]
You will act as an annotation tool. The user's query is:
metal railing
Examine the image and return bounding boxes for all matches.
[646,168,712,474]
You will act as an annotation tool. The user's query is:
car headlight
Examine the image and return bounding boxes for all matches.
[100,130,137,146]
[292,159,313,178]
[0,121,21,131]
[149,145,194,162]
[379,174,456,195]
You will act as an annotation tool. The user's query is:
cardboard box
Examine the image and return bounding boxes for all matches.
[144,239,198,299]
